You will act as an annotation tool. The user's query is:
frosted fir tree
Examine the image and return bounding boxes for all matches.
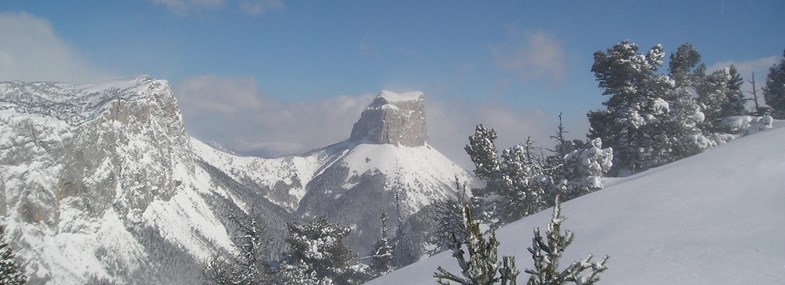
[668,43,706,88]
[465,124,501,181]
[589,40,707,175]
[497,138,551,220]
[763,49,785,119]
[0,226,26,285]
[433,205,519,285]
[525,196,608,285]
[560,138,613,198]
[204,212,271,285]
[698,66,747,129]
[277,217,360,284]
[369,211,396,276]
[430,197,468,254]
[723,66,747,117]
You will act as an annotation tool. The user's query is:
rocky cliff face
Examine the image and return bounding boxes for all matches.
[349,91,427,146]
[0,77,292,284]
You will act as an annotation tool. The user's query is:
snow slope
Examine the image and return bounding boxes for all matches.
[369,125,785,284]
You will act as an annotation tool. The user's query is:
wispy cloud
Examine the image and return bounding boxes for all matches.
[0,12,109,83]
[175,75,373,156]
[175,75,561,167]
[239,0,284,16]
[490,30,566,83]
[708,56,779,79]
[152,0,283,17]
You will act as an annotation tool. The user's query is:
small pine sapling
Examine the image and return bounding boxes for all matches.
[433,204,519,285]
[525,196,608,285]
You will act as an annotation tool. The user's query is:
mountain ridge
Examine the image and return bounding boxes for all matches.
[0,76,473,283]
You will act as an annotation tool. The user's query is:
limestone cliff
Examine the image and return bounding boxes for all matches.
[349,90,427,146]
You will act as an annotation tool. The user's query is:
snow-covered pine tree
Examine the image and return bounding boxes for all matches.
[0,226,26,285]
[763,49,785,119]
[369,211,395,276]
[544,113,578,193]
[465,124,501,182]
[525,196,608,285]
[497,138,551,221]
[466,124,575,226]
[589,40,707,175]
[560,138,613,199]
[204,212,271,285]
[277,217,359,284]
[698,65,747,129]
[668,43,706,88]
[430,197,468,254]
[723,65,747,117]
[697,68,731,129]
[433,205,519,285]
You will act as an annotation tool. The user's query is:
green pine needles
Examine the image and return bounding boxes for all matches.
[434,196,608,285]
[433,204,519,285]
[524,196,608,285]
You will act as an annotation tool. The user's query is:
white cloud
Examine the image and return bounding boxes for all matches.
[176,75,560,168]
[239,0,284,15]
[0,12,108,83]
[151,0,283,17]
[175,75,373,156]
[152,0,226,16]
[708,56,779,80]
[490,30,566,82]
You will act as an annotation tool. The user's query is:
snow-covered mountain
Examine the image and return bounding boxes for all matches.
[368,122,785,284]
[192,90,472,254]
[0,76,471,284]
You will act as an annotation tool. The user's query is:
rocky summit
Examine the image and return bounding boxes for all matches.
[349,90,427,147]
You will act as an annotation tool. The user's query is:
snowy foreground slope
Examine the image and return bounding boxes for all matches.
[369,125,785,285]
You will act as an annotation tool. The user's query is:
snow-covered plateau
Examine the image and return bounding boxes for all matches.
[369,121,785,284]
[0,76,471,284]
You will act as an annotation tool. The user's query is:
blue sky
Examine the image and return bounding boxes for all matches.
[1,0,784,166]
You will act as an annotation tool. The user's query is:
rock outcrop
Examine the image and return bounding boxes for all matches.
[349,90,427,146]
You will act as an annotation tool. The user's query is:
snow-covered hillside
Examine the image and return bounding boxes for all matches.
[192,127,472,255]
[369,124,785,284]
[0,77,294,284]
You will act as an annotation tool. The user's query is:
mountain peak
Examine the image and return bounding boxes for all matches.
[349,90,427,146]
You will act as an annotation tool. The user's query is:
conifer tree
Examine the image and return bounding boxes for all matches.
[277,217,358,284]
[497,138,551,220]
[433,205,519,285]
[431,197,468,253]
[723,65,747,117]
[0,226,27,285]
[589,40,707,175]
[763,49,785,119]
[668,43,706,88]
[370,211,395,276]
[525,196,608,285]
[204,212,271,285]
[465,124,501,181]
[560,138,613,199]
